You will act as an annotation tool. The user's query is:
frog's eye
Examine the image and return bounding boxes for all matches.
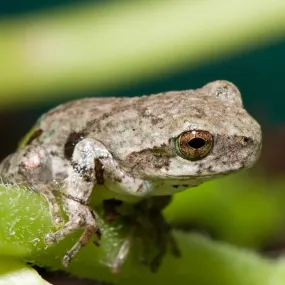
[175,130,213,160]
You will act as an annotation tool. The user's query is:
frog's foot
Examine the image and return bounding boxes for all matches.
[104,196,180,273]
[44,201,101,267]
[133,196,181,272]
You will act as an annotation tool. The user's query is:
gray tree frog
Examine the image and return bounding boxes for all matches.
[0,80,262,269]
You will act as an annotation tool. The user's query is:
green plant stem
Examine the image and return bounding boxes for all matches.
[1,181,285,284]
[0,183,128,271]
[0,0,285,107]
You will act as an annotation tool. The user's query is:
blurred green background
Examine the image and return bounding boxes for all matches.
[0,1,285,284]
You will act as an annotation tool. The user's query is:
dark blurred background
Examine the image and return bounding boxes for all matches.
[1,1,285,284]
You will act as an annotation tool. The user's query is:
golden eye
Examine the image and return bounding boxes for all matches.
[175,130,213,160]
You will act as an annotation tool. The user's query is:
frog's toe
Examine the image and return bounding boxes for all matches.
[150,230,180,272]
[62,254,72,268]
[44,233,57,246]
[93,228,102,246]
[53,215,64,226]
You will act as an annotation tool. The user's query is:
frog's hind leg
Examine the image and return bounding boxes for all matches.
[0,146,64,227]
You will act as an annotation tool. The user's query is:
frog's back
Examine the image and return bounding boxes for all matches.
[32,96,151,150]
[41,97,127,129]
[36,97,129,143]
[36,91,183,142]
[29,90,198,156]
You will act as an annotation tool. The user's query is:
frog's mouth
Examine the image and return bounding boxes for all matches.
[164,169,233,180]
[152,170,234,196]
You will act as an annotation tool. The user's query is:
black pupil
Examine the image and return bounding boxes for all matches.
[188,138,206,149]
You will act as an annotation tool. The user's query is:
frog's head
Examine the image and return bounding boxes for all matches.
[125,80,262,192]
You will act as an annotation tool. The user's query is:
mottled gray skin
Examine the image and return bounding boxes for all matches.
[0,80,262,268]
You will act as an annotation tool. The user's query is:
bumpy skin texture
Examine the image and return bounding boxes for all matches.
[0,80,262,269]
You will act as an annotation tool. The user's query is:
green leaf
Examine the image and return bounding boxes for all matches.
[0,258,51,285]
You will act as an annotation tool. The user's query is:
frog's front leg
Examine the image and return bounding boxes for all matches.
[45,138,151,267]
[0,146,63,226]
